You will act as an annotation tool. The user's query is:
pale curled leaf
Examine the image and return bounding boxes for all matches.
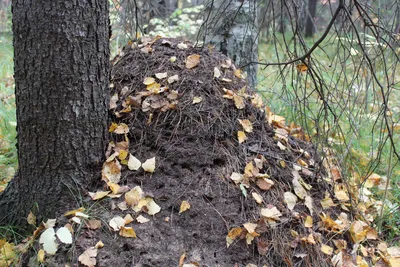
[142,157,156,173]
[56,227,72,244]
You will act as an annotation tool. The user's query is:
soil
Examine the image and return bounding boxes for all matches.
[29,37,339,267]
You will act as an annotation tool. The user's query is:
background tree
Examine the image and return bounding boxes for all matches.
[0,0,110,226]
[305,0,317,37]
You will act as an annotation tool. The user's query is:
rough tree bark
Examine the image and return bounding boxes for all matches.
[0,0,110,226]
[305,0,317,37]
[203,0,259,90]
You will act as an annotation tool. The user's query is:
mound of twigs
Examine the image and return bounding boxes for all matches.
[103,36,347,267]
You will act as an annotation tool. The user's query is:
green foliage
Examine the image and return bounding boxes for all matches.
[146,5,204,39]
[0,33,17,188]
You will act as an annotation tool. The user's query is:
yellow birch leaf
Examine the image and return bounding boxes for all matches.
[27,211,36,225]
[124,214,134,224]
[89,191,110,200]
[143,77,155,85]
[179,200,191,214]
[192,96,202,104]
[304,216,313,228]
[233,95,245,109]
[119,226,136,238]
[238,119,253,133]
[238,131,247,143]
[321,244,333,255]
[38,249,45,263]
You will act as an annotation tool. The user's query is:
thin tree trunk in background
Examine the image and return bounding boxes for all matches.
[203,0,259,90]
[305,0,317,37]
[0,0,110,226]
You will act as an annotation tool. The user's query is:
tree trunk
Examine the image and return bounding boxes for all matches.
[305,0,317,37]
[203,0,259,90]
[0,0,110,226]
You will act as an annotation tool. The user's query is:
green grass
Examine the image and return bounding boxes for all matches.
[0,33,17,190]
[257,32,400,243]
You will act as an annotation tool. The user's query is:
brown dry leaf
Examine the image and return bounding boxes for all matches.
[321,244,333,255]
[226,227,243,247]
[349,221,369,244]
[125,186,143,207]
[179,200,191,214]
[304,195,313,215]
[296,63,308,72]
[238,131,247,143]
[192,96,202,104]
[284,191,297,211]
[86,219,102,230]
[113,123,129,134]
[233,95,245,109]
[185,54,200,69]
[304,216,313,228]
[179,252,186,267]
[78,247,98,267]
[251,93,263,108]
[143,77,155,85]
[89,191,110,201]
[256,178,274,191]
[119,226,137,238]
[256,238,269,255]
[238,119,253,133]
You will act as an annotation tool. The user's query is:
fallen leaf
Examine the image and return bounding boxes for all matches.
[260,206,282,220]
[56,227,72,244]
[89,191,110,200]
[125,186,143,206]
[226,227,243,247]
[142,157,156,173]
[136,215,150,223]
[107,182,120,195]
[44,219,57,229]
[230,172,244,184]
[143,77,155,85]
[78,247,98,267]
[177,42,188,49]
[146,198,161,215]
[304,216,313,228]
[192,96,202,104]
[168,74,179,84]
[95,241,104,249]
[256,178,274,191]
[39,228,58,255]
[238,119,253,133]
[113,123,129,134]
[109,216,125,231]
[119,226,137,238]
[170,56,177,62]
[27,211,36,225]
[124,214,134,224]
[252,192,263,204]
[234,69,243,79]
[213,67,221,78]
[320,244,333,255]
[102,159,122,183]
[284,192,297,211]
[64,207,85,217]
[185,54,200,69]
[86,219,102,230]
[109,93,118,109]
[349,220,369,243]
[38,249,45,263]
[304,195,313,215]
[128,154,141,171]
[296,63,308,72]
[320,196,336,209]
[233,95,245,109]
[292,171,308,199]
[155,72,168,79]
[238,131,247,143]
[243,222,257,234]
[179,200,191,213]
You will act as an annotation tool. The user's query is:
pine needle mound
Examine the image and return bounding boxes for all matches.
[105,37,333,266]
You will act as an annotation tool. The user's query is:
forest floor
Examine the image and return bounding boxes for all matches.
[0,35,400,266]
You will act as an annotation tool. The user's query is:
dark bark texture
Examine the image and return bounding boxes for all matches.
[305,0,317,37]
[0,0,110,226]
